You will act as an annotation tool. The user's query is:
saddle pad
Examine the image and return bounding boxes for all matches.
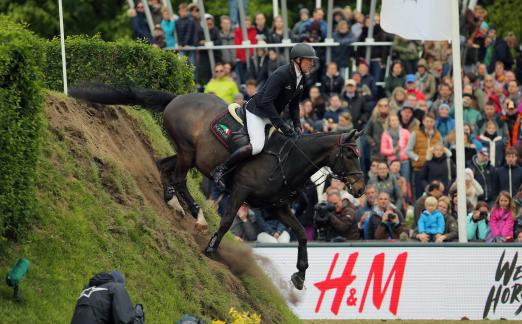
[210,108,244,149]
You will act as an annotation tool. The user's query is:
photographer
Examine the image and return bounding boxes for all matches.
[365,191,404,240]
[374,207,408,240]
[314,191,359,242]
[467,201,490,241]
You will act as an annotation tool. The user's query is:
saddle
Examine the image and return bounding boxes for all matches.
[210,103,276,152]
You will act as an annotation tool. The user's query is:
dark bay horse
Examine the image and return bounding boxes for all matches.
[69,84,365,289]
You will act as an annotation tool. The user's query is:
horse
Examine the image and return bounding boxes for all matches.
[69,84,365,289]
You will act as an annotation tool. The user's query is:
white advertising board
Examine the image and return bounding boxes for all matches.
[253,246,522,320]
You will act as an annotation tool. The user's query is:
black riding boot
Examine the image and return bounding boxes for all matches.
[211,144,253,188]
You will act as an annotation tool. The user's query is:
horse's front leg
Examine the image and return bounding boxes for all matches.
[266,205,309,290]
[205,184,249,258]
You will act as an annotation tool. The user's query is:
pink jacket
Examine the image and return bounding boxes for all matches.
[380,128,410,161]
[489,208,514,239]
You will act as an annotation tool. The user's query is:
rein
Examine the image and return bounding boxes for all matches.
[265,134,363,194]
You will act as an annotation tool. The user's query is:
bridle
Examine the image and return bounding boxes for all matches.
[330,135,364,192]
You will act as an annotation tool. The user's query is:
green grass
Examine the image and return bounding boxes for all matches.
[0,94,299,323]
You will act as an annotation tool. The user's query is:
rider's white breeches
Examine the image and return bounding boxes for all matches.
[246,109,271,155]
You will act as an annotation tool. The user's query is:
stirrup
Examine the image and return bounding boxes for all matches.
[211,165,227,188]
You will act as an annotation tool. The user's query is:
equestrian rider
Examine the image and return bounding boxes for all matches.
[211,43,318,187]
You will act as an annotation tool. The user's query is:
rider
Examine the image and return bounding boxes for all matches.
[211,43,318,187]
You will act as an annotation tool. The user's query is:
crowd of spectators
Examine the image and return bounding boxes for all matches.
[131,2,522,243]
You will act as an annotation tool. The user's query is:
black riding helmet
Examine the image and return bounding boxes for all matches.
[290,43,319,60]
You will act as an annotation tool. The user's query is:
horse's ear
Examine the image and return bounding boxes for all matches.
[344,129,357,142]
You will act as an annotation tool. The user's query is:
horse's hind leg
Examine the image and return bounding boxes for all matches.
[267,205,309,290]
[171,150,209,231]
[205,185,248,258]
[157,155,185,216]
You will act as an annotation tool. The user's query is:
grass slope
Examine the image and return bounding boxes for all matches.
[0,92,299,323]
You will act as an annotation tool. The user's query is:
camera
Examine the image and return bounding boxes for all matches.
[314,202,336,241]
[479,211,488,220]
[388,213,397,221]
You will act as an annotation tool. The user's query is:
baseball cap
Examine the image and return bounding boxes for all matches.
[204,13,214,20]
[405,74,416,83]
[299,8,310,15]
[346,79,356,86]
[479,147,489,156]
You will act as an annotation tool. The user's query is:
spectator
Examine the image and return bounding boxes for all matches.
[435,104,455,140]
[228,0,249,27]
[71,271,144,324]
[458,93,483,125]
[446,123,481,163]
[219,16,235,64]
[254,13,270,42]
[256,209,291,243]
[500,98,522,149]
[243,79,257,101]
[449,168,484,208]
[406,112,442,200]
[488,191,516,242]
[176,3,197,64]
[352,72,373,105]
[389,87,406,114]
[356,184,377,226]
[420,143,455,195]
[333,112,354,132]
[326,191,360,241]
[415,59,437,102]
[435,196,458,242]
[398,104,420,133]
[196,14,223,85]
[268,16,285,57]
[477,121,505,167]
[431,83,453,117]
[234,16,257,83]
[467,201,490,241]
[223,62,241,86]
[507,80,521,106]
[374,206,408,240]
[300,8,327,40]
[392,36,421,74]
[489,30,516,73]
[130,2,152,43]
[405,74,426,101]
[366,98,390,158]
[380,113,410,180]
[291,8,310,42]
[321,62,344,99]
[358,61,377,102]
[249,44,268,85]
[204,63,240,103]
[332,20,356,79]
[161,7,176,49]
[323,94,347,124]
[497,148,522,196]
[417,196,445,242]
[350,10,364,41]
[230,203,258,241]
[309,86,326,119]
[342,79,370,130]
[368,157,381,179]
[468,147,499,205]
[151,25,166,49]
[389,159,409,208]
[384,61,406,98]
[423,41,451,72]
[476,100,508,138]
[233,93,244,106]
[413,180,445,227]
[148,0,162,25]
[365,191,395,239]
[368,162,403,210]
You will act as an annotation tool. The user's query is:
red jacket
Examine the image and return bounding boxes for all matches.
[380,128,410,161]
[234,27,257,63]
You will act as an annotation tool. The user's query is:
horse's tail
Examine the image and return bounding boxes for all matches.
[69,83,176,112]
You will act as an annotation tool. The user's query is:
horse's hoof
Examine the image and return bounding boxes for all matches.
[291,272,305,290]
[194,222,208,234]
[163,185,175,203]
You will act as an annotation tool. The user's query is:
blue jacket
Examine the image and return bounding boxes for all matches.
[131,13,152,43]
[466,213,489,241]
[161,19,176,49]
[418,210,445,234]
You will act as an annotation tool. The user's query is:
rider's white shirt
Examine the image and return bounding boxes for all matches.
[293,62,302,88]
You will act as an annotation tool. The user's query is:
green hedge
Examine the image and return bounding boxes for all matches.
[44,35,194,94]
[0,16,45,241]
